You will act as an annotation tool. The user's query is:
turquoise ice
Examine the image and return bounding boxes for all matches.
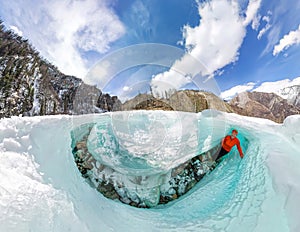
[0,110,299,231]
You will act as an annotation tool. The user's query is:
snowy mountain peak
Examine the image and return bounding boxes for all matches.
[229,91,300,123]
[278,85,300,108]
[252,77,300,107]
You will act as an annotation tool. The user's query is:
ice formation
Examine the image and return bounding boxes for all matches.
[0,110,299,231]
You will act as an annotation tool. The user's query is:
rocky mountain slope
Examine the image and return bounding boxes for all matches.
[122,90,233,113]
[229,91,300,123]
[122,90,299,123]
[0,21,120,118]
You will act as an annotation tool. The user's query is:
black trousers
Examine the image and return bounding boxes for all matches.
[216,147,229,161]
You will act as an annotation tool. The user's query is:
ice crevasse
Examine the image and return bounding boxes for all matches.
[0,110,299,232]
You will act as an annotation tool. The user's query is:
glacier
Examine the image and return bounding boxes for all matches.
[0,110,299,232]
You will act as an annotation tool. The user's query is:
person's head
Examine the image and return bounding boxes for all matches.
[231,129,238,137]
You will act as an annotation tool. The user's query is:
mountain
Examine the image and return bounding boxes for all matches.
[122,90,233,113]
[122,93,174,111]
[229,91,300,123]
[0,21,120,118]
[122,90,300,123]
[277,85,300,109]
[253,79,300,109]
[168,90,233,113]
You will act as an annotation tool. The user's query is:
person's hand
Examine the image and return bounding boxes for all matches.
[240,154,244,159]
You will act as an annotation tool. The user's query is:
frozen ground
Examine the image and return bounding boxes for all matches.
[0,110,299,232]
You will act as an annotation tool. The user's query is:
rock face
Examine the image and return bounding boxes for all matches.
[122,94,174,111]
[71,84,121,114]
[0,21,121,118]
[229,91,300,123]
[122,90,233,113]
[169,90,233,113]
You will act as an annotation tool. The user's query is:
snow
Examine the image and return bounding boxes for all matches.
[253,77,300,103]
[0,111,299,232]
[30,73,42,115]
[221,77,300,101]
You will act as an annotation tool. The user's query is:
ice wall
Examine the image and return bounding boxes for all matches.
[0,111,299,231]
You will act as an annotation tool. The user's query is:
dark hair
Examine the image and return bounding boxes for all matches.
[232,129,238,134]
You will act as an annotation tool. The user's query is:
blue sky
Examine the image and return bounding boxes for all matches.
[1,0,300,100]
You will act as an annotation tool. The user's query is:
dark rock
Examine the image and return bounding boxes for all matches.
[97,182,119,200]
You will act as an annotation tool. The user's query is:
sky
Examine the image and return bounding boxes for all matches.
[0,0,300,101]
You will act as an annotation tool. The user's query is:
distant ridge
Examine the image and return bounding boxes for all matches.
[122,90,233,113]
[229,91,300,123]
[122,89,300,123]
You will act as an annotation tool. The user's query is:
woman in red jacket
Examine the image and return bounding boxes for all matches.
[216,129,244,162]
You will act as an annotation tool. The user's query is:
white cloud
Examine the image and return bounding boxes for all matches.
[273,24,300,56]
[243,0,262,27]
[151,0,262,96]
[123,86,130,92]
[257,23,271,40]
[0,0,125,79]
[221,76,300,101]
[257,14,272,40]
[252,14,261,31]
[260,1,300,56]
[253,76,300,95]
[130,0,150,28]
[221,82,256,100]
[185,0,246,75]
[151,69,190,96]
[261,24,281,56]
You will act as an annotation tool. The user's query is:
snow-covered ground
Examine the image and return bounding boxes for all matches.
[0,110,299,232]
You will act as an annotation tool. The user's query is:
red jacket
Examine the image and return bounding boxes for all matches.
[222,135,244,158]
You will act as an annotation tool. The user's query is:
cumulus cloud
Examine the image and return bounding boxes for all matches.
[221,82,256,100]
[184,1,246,75]
[0,0,125,78]
[150,0,262,96]
[273,24,300,56]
